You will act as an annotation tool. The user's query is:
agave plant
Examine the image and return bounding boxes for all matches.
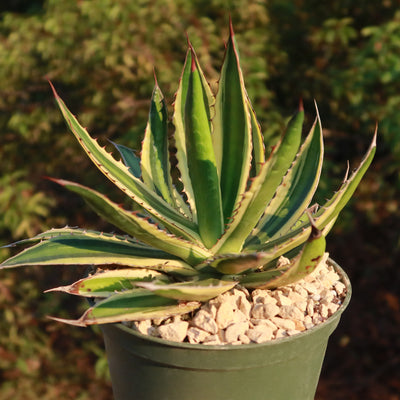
[1,24,376,326]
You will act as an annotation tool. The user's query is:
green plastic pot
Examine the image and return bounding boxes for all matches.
[100,259,351,400]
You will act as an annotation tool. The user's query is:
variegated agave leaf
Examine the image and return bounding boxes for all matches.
[0,23,376,326]
[46,268,170,297]
[50,289,201,326]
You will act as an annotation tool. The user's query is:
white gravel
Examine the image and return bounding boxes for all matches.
[128,254,347,345]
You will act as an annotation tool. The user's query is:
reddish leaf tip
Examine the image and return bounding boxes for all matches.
[299,97,304,112]
[153,67,159,86]
[48,80,59,98]
[185,35,197,72]
[229,15,235,37]
[185,31,191,47]
[44,176,62,185]
[190,49,196,72]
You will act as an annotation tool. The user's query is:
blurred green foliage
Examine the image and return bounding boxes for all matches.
[0,0,284,249]
[0,171,55,240]
[0,0,399,398]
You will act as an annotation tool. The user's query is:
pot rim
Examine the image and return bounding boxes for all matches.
[105,257,351,351]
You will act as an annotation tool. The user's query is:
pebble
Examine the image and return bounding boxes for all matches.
[303,282,319,295]
[320,288,335,303]
[251,303,266,319]
[288,291,307,304]
[134,319,153,335]
[239,334,251,344]
[208,304,218,319]
[274,291,293,306]
[320,304,329,319]
[158,321,189,342]
[275,329,288,339]
[238,294,252,318]
[225,321,249,343]
[307,299,315,317]
[278,305,304,320]
[251,319,278,332]
[252,290,277,305]
[294,319,306,331]
[246,325,274,343]
[187,327,210,344]
[304,315,315,329]
[287,329,302,336]
[294,284,308,297]
[132,254,347,345]
[271,316,296,331]
[327,303,340,315]
[216,304,247,329]
[334,281,346,296]
[192,309,218,334]
[263,303,280,318]
[202,334,221,345]
[216,302,237,329]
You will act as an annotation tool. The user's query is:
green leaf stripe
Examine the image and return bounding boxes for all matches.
[50,82,198,239]
[213,24,252,223]
[184,47,224,248]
